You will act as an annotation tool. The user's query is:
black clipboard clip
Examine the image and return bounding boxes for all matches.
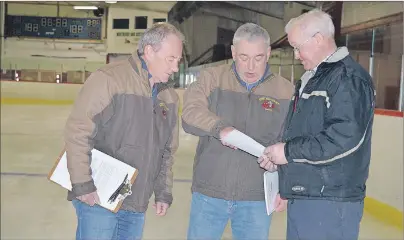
[108,173,132,203]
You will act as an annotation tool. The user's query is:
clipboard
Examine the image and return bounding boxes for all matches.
[48,148,138,213]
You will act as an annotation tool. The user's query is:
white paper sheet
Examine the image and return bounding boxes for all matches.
[49,149,137,212]
[264,171,279,215]
[222,129,265,157]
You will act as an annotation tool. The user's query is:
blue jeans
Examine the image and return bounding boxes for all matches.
[287,199,364,240]
[72,199,145,240]
[187,192,272,240]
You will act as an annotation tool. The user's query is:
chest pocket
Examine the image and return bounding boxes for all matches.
[299,90,330,134]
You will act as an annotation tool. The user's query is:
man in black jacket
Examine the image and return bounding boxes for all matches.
[258,9,376,240]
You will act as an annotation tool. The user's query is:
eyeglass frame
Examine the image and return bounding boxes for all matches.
[290,32,319,53]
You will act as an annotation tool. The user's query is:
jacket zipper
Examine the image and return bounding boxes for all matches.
[284,80,302,141]
[292,80,302,113]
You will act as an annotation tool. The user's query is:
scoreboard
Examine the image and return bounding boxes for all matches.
[5,15,102,40]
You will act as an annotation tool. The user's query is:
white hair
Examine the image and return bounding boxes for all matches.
[137,22,185,55]
[285,9,335,38]
[233,23,271,47]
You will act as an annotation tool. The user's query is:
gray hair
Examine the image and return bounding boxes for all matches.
[233,23,271,47]
[285,9,335,38]
[137,22,185,55]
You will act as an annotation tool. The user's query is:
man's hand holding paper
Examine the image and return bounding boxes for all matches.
[221,128,285,172]
[262,143,288,165]
[219,127,238,150]
[257,154,278,172]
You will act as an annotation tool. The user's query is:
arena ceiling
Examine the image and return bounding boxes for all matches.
[19,1,177,13]
[15,1,318,15]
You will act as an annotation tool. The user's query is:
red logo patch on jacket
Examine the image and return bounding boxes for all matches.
[259,97,279,111]
[159,102,169,119]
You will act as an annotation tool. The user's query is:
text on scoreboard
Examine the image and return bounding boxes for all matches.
[5,15,102,40]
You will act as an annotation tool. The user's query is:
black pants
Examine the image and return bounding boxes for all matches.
[287,199,364,240]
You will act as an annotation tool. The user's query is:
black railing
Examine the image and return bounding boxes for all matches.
[189,45,215,67]
[189,44,232,67]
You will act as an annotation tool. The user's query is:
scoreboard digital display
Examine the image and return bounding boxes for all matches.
[5,15,102,40]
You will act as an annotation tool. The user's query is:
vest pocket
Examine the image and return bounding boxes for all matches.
[279,163,325,198]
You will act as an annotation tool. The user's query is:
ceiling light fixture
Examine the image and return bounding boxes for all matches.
[73,6,98,10]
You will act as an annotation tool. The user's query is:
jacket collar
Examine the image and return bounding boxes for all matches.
[128,52,173,98]
[313,46,350,72]
[301,46,350,83]
[324,46,349,63]
[230,62,273,92]
[128,52,150,85]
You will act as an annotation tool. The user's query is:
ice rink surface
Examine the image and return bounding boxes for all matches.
[1,103,403,239]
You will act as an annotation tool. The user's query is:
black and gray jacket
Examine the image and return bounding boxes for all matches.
[279,47,376,202]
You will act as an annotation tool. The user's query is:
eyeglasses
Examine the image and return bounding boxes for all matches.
[291,32,318,53]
